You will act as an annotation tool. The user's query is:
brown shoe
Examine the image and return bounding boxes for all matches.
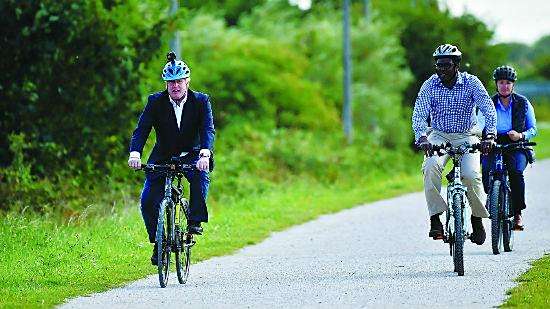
[513,214,524,231]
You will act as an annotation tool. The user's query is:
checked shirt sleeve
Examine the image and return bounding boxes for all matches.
[412,80,432,142]
[471,76,497,136]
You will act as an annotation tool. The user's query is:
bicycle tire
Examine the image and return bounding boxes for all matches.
[446,211,453,257]
[489,180,502,255]
[452,193,464,276]
[156,199,171,288]
[176,240,191,284]
[502,186,514,252]
[176,199,191,284]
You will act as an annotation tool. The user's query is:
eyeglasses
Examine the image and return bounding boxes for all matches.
[434,62,453,70]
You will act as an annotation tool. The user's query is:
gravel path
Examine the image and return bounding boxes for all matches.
[61,160,550,308]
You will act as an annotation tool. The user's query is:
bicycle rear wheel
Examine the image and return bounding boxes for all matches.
[452,194,464,276]
[156,199,172,288]
[489,180,502,255]
[502,186,514,252]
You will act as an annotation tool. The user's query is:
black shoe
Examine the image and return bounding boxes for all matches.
[470,216,486,245]
[188,221,203,235]
[151,243,159,266]
[429,214,444,240]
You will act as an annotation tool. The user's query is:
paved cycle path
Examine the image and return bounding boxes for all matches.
[62,160,550,308]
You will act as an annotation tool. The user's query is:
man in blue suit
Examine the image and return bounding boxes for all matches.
[128,52,215,265]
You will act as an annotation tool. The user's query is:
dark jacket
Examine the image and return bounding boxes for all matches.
[130,89,215,165]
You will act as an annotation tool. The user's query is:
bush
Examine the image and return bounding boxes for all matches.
[0,0,165,175]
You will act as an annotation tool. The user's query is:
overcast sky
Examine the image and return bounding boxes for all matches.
[441,0,550,45]
[291,0,550,45]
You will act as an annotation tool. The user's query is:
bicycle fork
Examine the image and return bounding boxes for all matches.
[445,165,472,240]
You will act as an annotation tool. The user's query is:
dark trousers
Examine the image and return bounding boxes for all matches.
[481,150,527,215]
[140,159,210,243]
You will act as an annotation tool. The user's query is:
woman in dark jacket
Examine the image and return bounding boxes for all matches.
[481,65,537,230]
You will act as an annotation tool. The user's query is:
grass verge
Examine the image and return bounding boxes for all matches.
[1,169,422,308]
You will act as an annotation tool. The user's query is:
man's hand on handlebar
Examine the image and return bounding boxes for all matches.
[196,149,211,172]
[481,134,496,155]
[417,136,432,157]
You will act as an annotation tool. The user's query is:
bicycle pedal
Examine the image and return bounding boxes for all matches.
[185,240,196,248]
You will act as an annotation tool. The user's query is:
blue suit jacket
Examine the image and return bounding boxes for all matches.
[130,89,215,166]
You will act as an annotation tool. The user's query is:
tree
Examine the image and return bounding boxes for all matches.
[0,0,165,175]
[371,0,506,105]
[182,0,266,25]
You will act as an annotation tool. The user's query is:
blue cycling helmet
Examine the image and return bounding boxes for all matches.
[162,51,190,81]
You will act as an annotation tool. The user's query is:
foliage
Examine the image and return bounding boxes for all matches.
[181,0,266,25]
[371,0,506,106]
[0,0,165,176]
[239,0,413,146]
[497,34,550,80]
[179,14,339,130]
[532,54,550,80]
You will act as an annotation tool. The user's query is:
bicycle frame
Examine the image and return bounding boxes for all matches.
[431,142,480,276]
[486,141,536,254]
[488,141,536,219]
[434,143,475,241]
[140,161,195,287]
[488,149,511,216]
[161,173,188,250]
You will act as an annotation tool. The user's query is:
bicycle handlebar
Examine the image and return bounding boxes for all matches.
[429,141,536,157]
[493,141,536,150]
[139,163,196,173]
[430,142,481,156]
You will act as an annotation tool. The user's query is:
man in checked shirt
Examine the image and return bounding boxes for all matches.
[412,44,497,244]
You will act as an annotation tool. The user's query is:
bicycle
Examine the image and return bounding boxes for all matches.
[486,141,536,255]
[140,159,197,288]
[431,142,481,276]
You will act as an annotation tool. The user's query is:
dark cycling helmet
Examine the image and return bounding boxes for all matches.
[433,44,462,62]
[162,51,190,81]
[493,65,517,82]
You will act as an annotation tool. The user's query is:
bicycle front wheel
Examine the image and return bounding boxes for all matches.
[176,238,191,284]
[156,198,172,288]
[452,194,464,276]
[489,180,502,255]
[175,200,191,284]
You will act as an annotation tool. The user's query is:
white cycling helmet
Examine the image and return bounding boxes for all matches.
[433,44,462,59]
[162,51,190,81]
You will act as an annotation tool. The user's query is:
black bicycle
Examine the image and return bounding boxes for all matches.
[431,142,481,276]
[486,141,536,255]
[141,159,197,288]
